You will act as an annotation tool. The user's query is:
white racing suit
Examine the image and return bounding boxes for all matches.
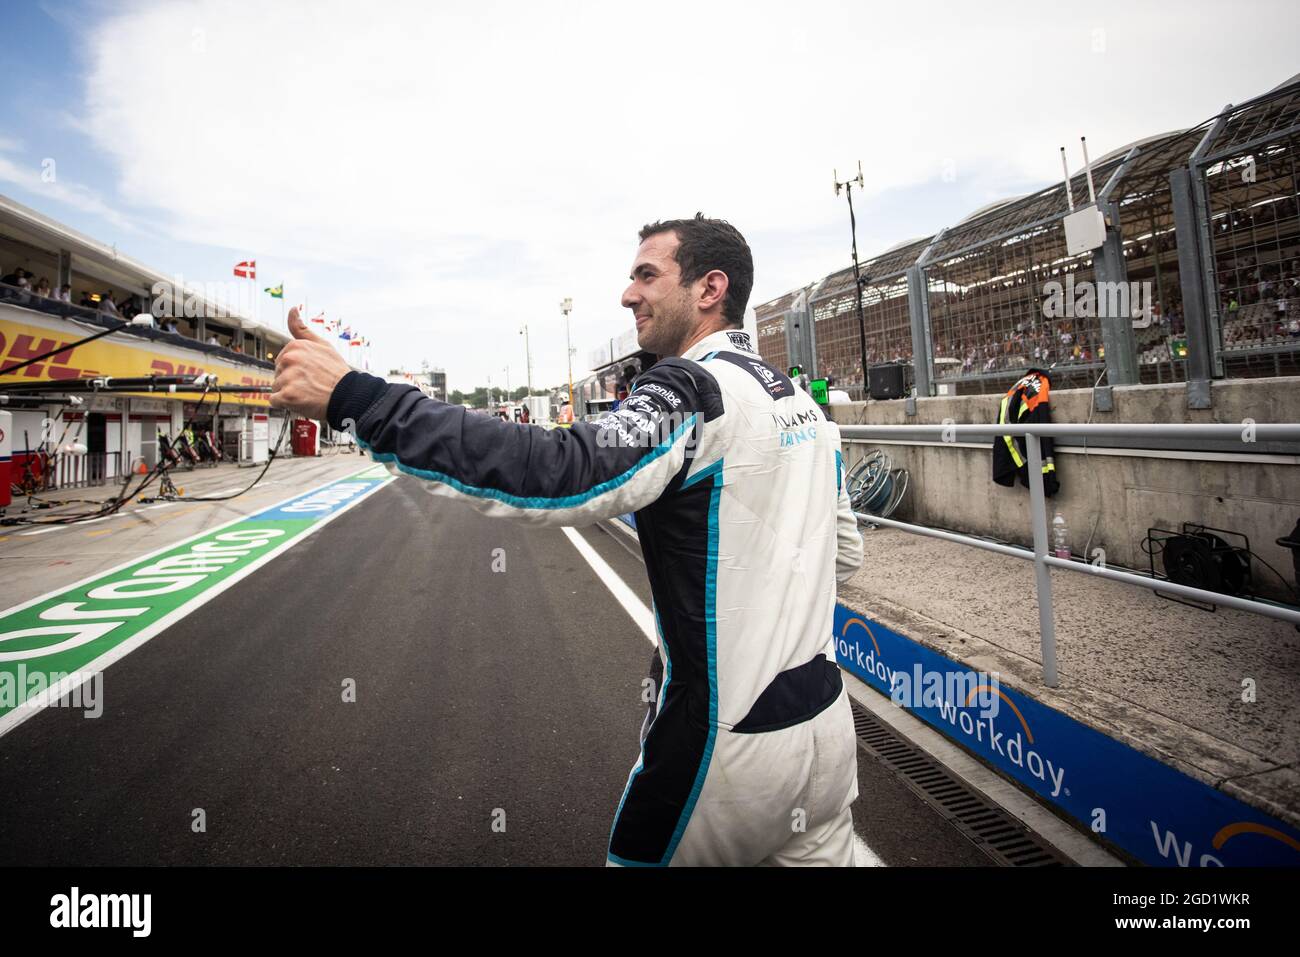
[327,328,864,866]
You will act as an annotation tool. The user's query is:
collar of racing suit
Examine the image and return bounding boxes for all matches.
[679,328,759,363]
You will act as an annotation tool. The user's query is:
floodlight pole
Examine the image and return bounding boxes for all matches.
[561,298,574,417]
[835,162,870,399]
[520,322,534,399]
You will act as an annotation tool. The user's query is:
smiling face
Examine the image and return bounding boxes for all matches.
[621,231,699,357]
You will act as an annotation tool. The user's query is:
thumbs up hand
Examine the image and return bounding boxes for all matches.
[270,306,353,421]
[288,305,328,343]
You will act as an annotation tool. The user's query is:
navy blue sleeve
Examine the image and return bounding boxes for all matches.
[327,360,714,526]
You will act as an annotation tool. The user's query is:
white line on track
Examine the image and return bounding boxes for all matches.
[18,526,63,536]
[575,519,889,868]
[559,526,655,644]
[854,833,885,866]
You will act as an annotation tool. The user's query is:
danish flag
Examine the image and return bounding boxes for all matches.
[233,260,256,279]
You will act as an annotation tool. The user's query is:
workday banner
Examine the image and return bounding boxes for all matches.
[834,604,1300,867]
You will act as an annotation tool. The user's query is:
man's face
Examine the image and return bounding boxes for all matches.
[622,232,697,356]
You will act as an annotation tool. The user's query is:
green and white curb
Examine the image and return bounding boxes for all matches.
[0,467,394,737]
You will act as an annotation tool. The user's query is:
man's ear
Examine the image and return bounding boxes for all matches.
[697,269,730,313]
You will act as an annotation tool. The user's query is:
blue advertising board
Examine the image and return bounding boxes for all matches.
[834,604,1300,867]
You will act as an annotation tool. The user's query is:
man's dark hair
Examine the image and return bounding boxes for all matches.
[639,213,753,328]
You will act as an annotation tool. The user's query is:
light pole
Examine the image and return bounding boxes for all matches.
[520,322,533,399]
[503,365,510,401]
[561,297,574,417]
[834,161,870,399]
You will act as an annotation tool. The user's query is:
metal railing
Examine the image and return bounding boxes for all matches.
[838,422,1300,687]
[49,451,121,490]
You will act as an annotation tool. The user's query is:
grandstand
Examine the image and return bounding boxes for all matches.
[757,74,1300,398]
[0,191,298,486]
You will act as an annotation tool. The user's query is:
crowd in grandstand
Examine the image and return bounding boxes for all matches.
[1212,192,1300,347]
[1,264,253,355]
[3,265,147,319]
[1216,255,1300,346]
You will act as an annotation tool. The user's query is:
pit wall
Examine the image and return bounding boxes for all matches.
[830,377,1300,600]
[833,604,1300,866]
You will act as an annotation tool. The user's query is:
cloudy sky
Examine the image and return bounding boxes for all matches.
[1,0,1296,391]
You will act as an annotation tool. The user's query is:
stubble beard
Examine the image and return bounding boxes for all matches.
[638,288,695,357]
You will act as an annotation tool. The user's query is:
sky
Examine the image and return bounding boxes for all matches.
[1,0,1297,393]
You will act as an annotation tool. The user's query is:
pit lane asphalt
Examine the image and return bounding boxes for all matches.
[0,473,991,866]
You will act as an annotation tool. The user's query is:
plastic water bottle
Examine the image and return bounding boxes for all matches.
[1052,510,1071,559]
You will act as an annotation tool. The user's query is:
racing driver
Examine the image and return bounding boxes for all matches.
[270,214,865,866]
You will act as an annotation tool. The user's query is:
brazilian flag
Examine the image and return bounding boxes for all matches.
[264,284,284,299]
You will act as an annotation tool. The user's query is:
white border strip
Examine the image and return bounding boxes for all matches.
[0,469,394,739]
[1,468,371,617]
[560,526,655,644]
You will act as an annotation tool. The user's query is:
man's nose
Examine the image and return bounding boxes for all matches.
[621,284,640,310]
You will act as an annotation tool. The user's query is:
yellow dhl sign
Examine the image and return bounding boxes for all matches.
[0,312,271,407]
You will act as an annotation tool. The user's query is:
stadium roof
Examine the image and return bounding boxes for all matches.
[1088,131,1186,169]
[953,195,1027,226]
[753,72,1300,316]
[1269,72,1300,93]
[0,190,287,342]
[1200,73,1300,163]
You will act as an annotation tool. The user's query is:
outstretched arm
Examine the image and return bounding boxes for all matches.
[328,362,706,525]
[270,309,710,526]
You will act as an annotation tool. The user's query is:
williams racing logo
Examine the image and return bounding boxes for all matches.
[770,408,819,448]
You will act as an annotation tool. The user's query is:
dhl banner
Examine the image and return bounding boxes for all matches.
[0,308,271,407]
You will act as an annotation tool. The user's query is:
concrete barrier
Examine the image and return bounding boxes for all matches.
[830,377,1300,599]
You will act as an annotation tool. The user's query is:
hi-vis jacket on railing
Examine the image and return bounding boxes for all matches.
[327,328,864,866]
[994,368,1060,497]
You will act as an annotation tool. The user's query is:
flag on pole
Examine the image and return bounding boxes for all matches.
[310,311,326,325]
[338,328,351,340]
[264,284,284,299]
[234,260,256,279]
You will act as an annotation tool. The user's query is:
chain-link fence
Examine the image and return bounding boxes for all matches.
[754,76,1300,398]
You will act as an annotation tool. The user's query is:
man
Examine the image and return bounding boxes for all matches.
[270,214,864,866]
